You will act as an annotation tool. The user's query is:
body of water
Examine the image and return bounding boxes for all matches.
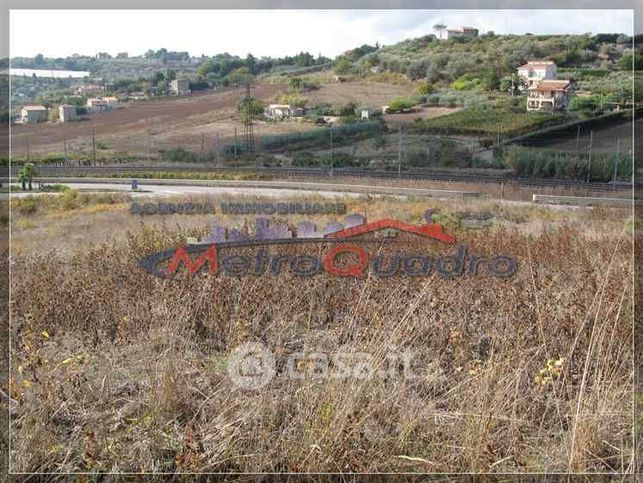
[5,68,90,79]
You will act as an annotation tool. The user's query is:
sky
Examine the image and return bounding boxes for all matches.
[10,9,634,59]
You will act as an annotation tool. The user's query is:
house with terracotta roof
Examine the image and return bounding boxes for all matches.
[517,60,558,88]
[527,80,574,112]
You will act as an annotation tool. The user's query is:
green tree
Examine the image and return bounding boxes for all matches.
[334,56,353,75]
[482,69,501,91]
[245,53,256,73]
[500,74,526,96]
[238,97,264,122]
[618,51,643,71]
[289,77,304,91]
[165,69,176,82]
[18,163,36,191]
[227,67,253,85]
[197,59,218,77]
[433,24,447,40]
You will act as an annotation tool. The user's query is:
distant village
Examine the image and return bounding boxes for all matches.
[17,77,191,124]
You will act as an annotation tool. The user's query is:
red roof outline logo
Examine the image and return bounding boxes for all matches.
[325,218,455,244]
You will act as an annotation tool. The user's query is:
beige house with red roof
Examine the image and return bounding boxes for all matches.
[527,80,573,112]
[517,60,558,88]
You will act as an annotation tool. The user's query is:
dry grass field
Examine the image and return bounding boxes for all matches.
[5,191,637,474]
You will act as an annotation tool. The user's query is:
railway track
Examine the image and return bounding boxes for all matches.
[0,165,633,192]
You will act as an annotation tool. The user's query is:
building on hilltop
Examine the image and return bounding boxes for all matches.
[527,80,573,112]
[446,26,479,40]
[20,105,48,123]
[517,60,558,88]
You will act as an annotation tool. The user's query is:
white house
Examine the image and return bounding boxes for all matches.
[527,80,573,112]
[517,61,558,88]
[21,105,48,123]
[264,104,305,120]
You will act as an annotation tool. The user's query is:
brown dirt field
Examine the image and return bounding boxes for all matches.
[10,84,289,157]
[10,80,417,158]
[305,81,412,107]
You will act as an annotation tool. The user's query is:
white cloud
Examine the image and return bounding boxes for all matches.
[10,9,633,59]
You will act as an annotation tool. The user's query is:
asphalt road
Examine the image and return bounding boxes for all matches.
[5,182,365,199]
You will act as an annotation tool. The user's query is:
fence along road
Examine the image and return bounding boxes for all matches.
[0,165,633,192]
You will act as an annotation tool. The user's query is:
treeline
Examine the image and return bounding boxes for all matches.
[196,52,330,83]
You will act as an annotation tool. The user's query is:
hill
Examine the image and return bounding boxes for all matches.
[343,33,636,83]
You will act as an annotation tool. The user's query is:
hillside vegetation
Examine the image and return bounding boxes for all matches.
[346,33,637,83]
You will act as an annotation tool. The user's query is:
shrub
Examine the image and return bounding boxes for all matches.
[416,82,434,95]
[389,97,415,112]
[13,196,38,215]
[276,92,308,108]
[451,74,483,91]
[160,148,198,163]
[59,189,80,210]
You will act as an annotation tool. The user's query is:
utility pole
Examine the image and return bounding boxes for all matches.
[398,125,403,178]
[575,125,581,152]
[91,127,96,166]
[63,139,68,166]
[234,127,238,159]
[613,137,620,189]
[586,130,593,184]
[329,129,333,176]
[146,133,151,163]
